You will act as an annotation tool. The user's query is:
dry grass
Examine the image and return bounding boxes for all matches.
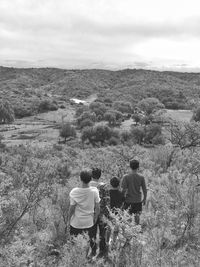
[164,109,192,122]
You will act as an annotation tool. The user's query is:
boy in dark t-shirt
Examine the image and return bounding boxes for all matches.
[109,177,125,247]
[110,177,125,212]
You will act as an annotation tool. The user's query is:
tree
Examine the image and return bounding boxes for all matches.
[81,124,114,146]
[132,113,141,125]
[75,105,89,117]
[113,101,132,114]
[89,102,107,118]
[131,126,145,145]
[38,99,58,113]
[137,97,164,116]
[59,122,76,142]
[192,107,200,122]
[79,119,94,129]
[144,124,162,144]
[0,100,15,124]
[167,121,200,149]
[77,111,96,127]
[104,110,123,126]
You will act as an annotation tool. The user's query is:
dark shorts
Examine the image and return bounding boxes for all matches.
[123,202,142,215]
[70,225,96,238]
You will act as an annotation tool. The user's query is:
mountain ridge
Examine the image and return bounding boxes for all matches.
[0,66,200,110]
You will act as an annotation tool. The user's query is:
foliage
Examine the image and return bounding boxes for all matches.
[104,109,123,126]
[0,143,200,266]
[130,124,164,145]
[79,118,94,129]
[75,105,90,117]
[131,126,145,145]
[137,97,164,116]
[192,106,200,122]
[14,105,34,118]
[89,102,107,118]
[144,124,163,144]
[59,122,76,142]
[112,101,132,114]
[167,121,200,149]
[38,99,58,113]
[77,111,96,127]
[132,113,141,125]
[0,99,15,124]
[81,125,119,146]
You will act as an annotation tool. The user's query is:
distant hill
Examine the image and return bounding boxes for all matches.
[1,66,200,111]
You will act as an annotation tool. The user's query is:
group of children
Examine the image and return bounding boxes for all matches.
[69,159,147,259]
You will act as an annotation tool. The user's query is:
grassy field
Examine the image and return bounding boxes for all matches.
[164,109,193,122]
[0,105,194,147]
[0,105,75,146]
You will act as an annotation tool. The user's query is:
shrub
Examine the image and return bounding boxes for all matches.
[0,100,15,124]
[79,118,94,129]
[131,126,145,145]
[59,104,66,109]
[89,102,107,117]
[59,122,76,142]
[167,121,200,149]
[144,124,162,144]
[137,97,164,116]
[132,113,141,125]
[113,101,133,114]
[38,99,58,113]
[77,111,96,127]
[120,130,132,143]
[75,106,89,117]
[108,136,119,146]
[192,106,200,122]
[14,106,34,118]
[81,124,113,146]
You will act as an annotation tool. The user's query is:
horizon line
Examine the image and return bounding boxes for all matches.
[1,64,200,74]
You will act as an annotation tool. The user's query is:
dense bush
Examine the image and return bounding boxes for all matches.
[89,102,107,118]
[137,97,164,116]
[79,118,94,129]
[0,144,200,266]
[81,124,118,146]
[112,101,133,114]
[38,99,58,113]
[59,122,76,142]
[167,121,200,149]
[14,105,34,118]
[131,124,164,145]
[0,99,15,124]
[75,105,90,117]
[192,106,200,122]
[104,109,123,126]
[77,111,96,127]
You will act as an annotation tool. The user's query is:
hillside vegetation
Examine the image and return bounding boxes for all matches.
[1,66,200,266]
[1,66,200,110]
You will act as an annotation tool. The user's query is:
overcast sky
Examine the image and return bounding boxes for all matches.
[0,0,200,71]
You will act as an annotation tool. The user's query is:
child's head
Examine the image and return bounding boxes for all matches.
[130,159,139,170]
[110,176,120,189]
[80,169,92,184]
[92,167,101,180]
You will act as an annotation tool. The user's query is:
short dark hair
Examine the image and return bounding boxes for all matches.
[130,159,139,170]
[92,167,101,180]
[80,170,92,184]
[110,176,120,188]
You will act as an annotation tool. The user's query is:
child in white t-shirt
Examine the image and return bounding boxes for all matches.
[69,169,100,256]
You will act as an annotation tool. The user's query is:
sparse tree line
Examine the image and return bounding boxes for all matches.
[59,97,200,149]
[2,96,200,150]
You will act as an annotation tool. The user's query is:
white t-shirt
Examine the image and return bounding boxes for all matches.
[69,187,100,229]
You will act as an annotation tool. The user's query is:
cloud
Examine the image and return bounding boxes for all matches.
[0,0,200,70]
